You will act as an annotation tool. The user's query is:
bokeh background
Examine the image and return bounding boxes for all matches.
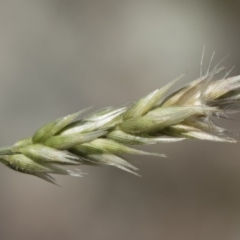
[0,1,240,240]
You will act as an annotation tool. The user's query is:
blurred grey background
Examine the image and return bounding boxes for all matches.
[0,0,240,240]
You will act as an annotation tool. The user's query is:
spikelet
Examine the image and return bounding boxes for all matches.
[0,62,240,184]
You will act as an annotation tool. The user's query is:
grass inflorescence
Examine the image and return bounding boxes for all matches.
[1,63,240,184]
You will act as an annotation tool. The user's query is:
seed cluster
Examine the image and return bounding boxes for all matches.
[0,67,239,184]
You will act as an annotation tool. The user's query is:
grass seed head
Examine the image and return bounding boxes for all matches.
[1,62,240,183]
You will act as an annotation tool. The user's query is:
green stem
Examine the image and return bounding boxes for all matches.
[0,146,14,155]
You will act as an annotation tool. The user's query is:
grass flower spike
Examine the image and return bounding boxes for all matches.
[0,64,240,184]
